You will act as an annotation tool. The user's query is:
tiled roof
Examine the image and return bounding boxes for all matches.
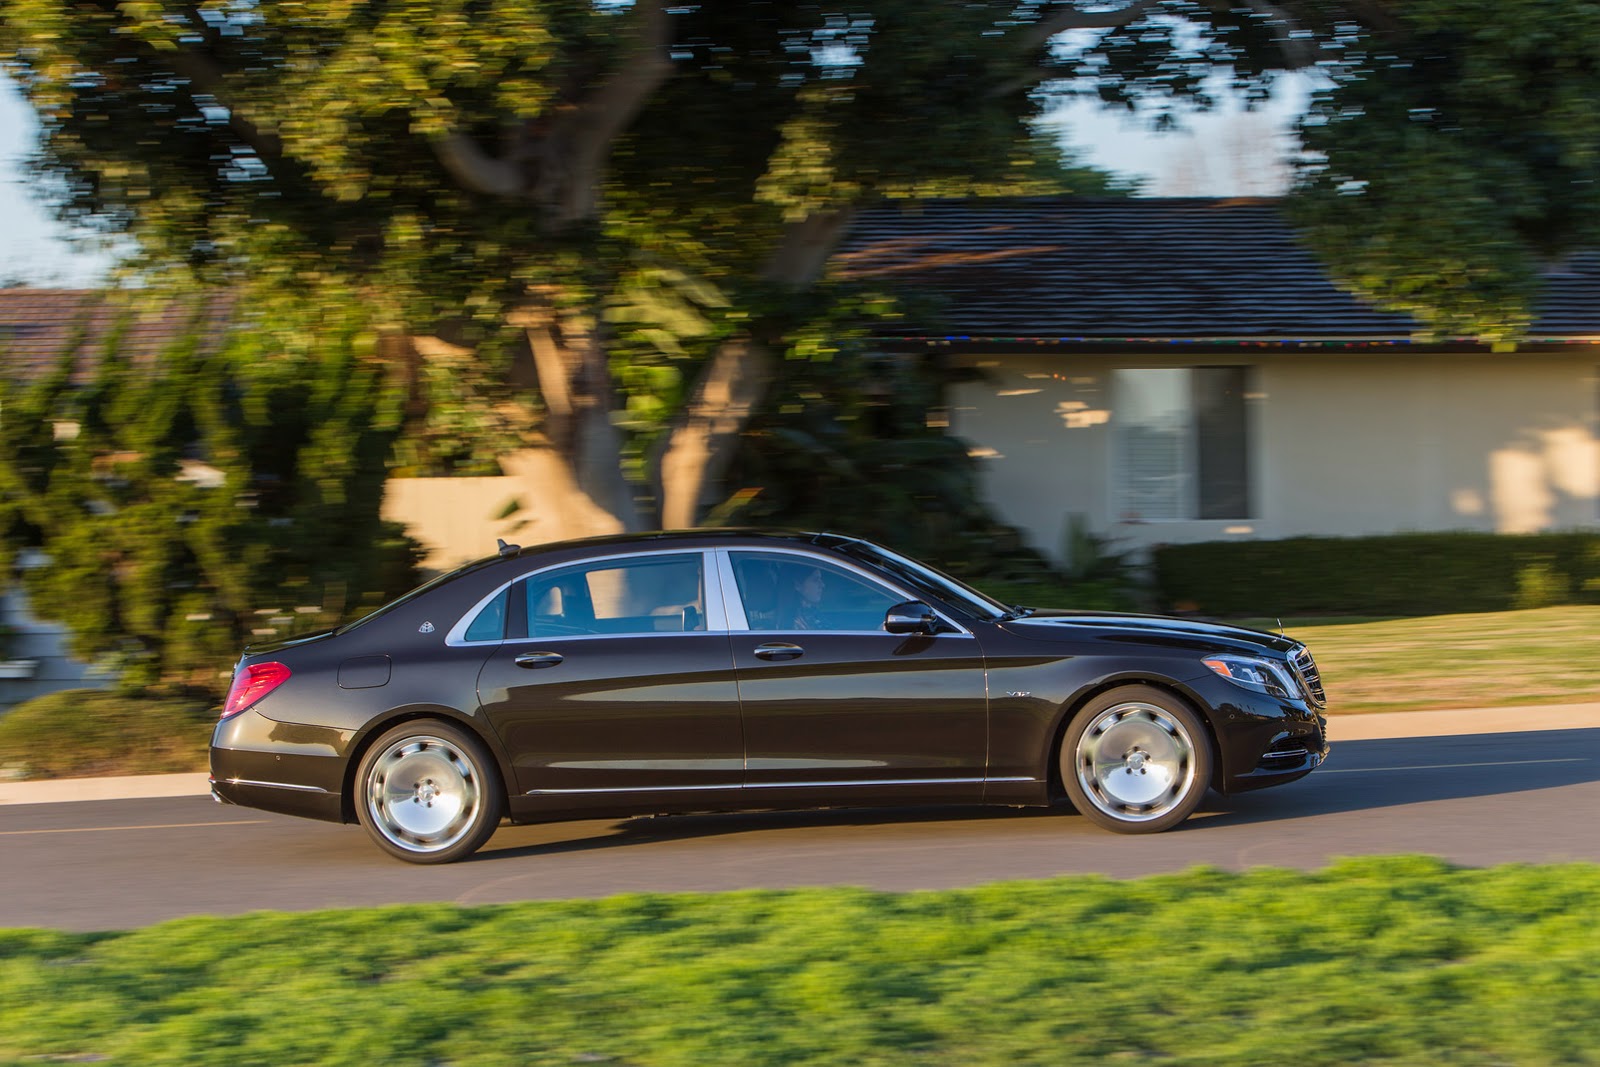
[831,197,1600,343]
[0,289,233,385]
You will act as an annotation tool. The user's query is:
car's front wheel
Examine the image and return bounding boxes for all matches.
[355,719,505,863]
[1060,685,1212,833]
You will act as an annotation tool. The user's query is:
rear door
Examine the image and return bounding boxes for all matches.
[472,550,743,807]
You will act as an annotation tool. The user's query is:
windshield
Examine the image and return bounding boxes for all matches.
[828,538,1009,621]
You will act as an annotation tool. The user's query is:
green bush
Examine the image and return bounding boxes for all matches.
[1153,531,1600,617]
[0,689,212,780]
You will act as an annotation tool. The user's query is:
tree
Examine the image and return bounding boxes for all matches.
[0,1,1142,544]
[5,0,1585,552]
[1045,1,1600,341]
[0,293,421,693]
[1287,0,1600,341]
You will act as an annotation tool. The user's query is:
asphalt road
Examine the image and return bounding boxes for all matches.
[5,727,1599,932]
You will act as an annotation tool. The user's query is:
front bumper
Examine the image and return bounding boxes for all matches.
[1186,672,1329,794]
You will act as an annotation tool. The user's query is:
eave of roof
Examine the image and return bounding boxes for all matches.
[833,196,1600,348]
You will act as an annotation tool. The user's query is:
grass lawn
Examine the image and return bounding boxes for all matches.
[1268,605,1600,714]
[3,607,1596,779]
[3,857,1598,1066]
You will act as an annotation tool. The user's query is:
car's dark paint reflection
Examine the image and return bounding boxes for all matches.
[212,530,1330,863]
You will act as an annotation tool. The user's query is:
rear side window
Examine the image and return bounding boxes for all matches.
[463,587,510,642]
[524,553,706,637]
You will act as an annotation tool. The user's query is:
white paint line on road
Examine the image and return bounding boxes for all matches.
[1321,757,1589,774]
[0,819,268,836]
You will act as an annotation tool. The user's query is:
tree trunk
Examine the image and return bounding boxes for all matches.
[653,207,858,529]
[655,339,777,529]
[509,303,642,539]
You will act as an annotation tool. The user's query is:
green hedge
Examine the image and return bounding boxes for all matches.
[1153,531,1600,617]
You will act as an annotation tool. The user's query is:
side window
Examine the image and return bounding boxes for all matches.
[730,553,902,632]
[524,553,706,637]
[463,586,510,642]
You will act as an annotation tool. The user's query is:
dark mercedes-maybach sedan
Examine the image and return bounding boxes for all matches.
[211,531,1329,863]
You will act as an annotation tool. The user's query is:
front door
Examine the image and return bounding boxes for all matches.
[722,550,989,803]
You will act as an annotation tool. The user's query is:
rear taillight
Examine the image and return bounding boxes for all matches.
[221,662,292,719]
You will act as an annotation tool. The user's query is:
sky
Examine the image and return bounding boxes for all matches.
[0,72,1311,289]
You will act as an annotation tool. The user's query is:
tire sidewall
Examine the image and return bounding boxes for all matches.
[1059,685,1213,834]
[355,718,505,864]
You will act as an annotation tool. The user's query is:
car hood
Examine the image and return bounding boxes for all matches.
[999,610,1300,656]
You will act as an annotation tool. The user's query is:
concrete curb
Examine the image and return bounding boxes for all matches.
[4,704,1600,806]
[0,772,211,806]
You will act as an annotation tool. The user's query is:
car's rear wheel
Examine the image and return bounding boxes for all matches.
[356,720,504,863]
[1060,685,1212,834]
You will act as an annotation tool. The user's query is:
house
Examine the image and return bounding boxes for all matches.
[832,197,1600,562]
[4,196,1598,586]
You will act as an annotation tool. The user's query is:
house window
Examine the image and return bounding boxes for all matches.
[1112,367,1251,521]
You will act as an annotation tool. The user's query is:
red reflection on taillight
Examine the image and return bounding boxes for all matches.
[220,662,292,719]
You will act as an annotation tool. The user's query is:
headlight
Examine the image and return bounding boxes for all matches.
[1201,654,1298,700]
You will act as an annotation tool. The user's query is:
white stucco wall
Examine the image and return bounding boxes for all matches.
[948,350,1600,563]
[380,475,540,574]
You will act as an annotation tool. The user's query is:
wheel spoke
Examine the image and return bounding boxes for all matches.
[364,735,482,853]
[1074,702,1197,823]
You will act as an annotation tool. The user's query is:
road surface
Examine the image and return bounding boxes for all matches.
[4,727,1598,931]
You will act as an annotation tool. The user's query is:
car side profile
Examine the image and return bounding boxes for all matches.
[210,530,1329,863]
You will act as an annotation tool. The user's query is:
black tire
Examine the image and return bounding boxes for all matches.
[355,719,505,863]
[1059,685,1213,834]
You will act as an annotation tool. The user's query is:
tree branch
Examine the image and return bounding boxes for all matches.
[1017,0,1162,54]
[546,0,674,223]
[763,207,857,288]
[990,0,1160,98]
[432,132,527,197]
[427,0,673,221]
[162,48,283,163]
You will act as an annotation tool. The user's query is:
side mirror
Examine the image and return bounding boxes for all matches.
[885,601,942,635]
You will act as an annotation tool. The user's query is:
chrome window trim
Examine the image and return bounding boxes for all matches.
[525,775,1037,796]
[715,547,974,638]
[714,549,749,630]
[446,548,723,647]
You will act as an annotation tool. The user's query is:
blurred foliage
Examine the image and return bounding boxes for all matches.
[1287,0,1600,341]
[0,1,1131,489]
[710,286,1066,583]
[0,687,212,779]
[1154,531,1600,617]
[5,858,1600,1064]
[0,295,423,693]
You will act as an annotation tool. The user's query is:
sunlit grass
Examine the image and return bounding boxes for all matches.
[2,857,1598,1066]
[1267,606,1600,714]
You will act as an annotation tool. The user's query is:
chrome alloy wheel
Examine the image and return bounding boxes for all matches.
[1074,701,1197,822]
[363,734,483,854]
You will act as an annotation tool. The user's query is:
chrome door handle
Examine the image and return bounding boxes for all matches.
[514,651,565,669]
[753,643,804,661]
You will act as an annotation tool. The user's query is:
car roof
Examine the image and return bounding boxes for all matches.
[496,528,859,562]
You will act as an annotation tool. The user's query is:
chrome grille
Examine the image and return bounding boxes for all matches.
[1288,645,1326,709]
